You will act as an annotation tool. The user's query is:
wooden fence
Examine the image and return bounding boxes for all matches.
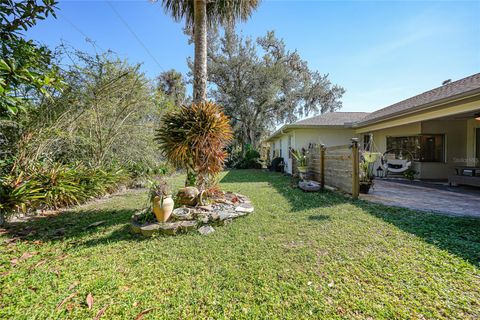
[305,139,360,199]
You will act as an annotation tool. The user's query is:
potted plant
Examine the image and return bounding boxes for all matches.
[292,149,308,175]
[359,151,380,194]
[149,179,174,223]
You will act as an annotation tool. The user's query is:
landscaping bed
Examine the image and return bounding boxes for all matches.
[131,192,254,236]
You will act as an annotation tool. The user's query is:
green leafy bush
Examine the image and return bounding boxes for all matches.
[228,145,263,169]
[0,161,129,224]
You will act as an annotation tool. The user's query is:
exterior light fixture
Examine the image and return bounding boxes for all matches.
[475,113,480,121]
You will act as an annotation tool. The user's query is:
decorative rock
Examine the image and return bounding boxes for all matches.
[172,207,193,220]
[209,211,220,221]
[198,204,213,211]
[198,225,215,235]
[140,223,161,237]
[219,211,238,221]
[197,213,209,224]
[180,220,198,232]
[299,180,321,192]
[176,187,200,206]
[158,222,182,235]
[235,203,254,213]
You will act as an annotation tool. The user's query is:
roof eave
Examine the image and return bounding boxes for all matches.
[354,88,480,128]
[265,124,351,142]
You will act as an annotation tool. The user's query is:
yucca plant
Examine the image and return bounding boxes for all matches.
[155,102,233,191]
[0,172,44,225]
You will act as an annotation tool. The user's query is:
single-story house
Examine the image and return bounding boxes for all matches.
[266,72,480,181]
[265,112,369,174]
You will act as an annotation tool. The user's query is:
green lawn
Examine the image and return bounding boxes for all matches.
[1,170,479,319]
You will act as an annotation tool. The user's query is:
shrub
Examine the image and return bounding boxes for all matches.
[227,145,263,169]
[0,173,44,224]
[0,161,129,224]
[155,102,233,190]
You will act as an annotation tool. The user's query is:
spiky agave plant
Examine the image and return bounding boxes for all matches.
[155,102,233,191]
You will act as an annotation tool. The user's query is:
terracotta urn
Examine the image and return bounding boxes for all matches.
[152,195,174,222]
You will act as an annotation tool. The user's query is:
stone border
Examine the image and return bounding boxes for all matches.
[131,192,253,236]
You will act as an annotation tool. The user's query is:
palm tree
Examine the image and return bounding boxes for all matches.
[158,0,260,103]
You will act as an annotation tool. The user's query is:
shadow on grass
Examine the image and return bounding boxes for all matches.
[355,200,480,266]
[3,207,139,245]
[222,169,480,266]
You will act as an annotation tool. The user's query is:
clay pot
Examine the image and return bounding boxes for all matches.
[176,187,200,206]
[153,195,174,222]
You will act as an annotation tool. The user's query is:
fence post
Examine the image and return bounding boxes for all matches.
[320,144,325,189]
[351,138,360,199]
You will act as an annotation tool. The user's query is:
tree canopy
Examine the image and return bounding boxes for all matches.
[204,27,345,149]
[156,69,187,106]
[0,0,62,118]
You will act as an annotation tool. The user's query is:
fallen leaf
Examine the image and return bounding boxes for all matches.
[68,281,80,291]
[135,308,155,320]
[56,292,77,310]
[132,301,138,307]
[66,303,75,312]
[20,252,38,260]
[5,237,20,244]
[0,271,10,277]
[10,258,19,266]
[328,281,335,288]
[34,260,47,268]
[86,293,94,310]
[57,254,69,261]
[32,240,43,245]
[94,304,109,320]
[86,221,105,229]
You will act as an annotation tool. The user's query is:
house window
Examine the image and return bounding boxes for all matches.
[386,135,445,162]
[363,134,371,151]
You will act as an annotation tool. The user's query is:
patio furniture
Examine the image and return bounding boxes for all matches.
[449,167,480,187]
[381,149,414,177]
[384,159,412,174]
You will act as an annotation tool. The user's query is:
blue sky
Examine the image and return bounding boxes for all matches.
[26,0,480,113]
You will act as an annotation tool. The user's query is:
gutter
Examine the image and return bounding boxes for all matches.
[353,89,480,128]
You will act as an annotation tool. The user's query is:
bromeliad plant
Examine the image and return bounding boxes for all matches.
[155,102,233,191]
[291,149,308,173]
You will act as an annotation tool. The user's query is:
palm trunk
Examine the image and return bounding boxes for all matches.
[193,0,207,104]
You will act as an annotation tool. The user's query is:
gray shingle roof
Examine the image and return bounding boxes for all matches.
[266,112,369,141]
[294,112,370,126]
[358,73,480,125]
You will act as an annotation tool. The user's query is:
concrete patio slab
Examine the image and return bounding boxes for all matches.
[360,179,480,218]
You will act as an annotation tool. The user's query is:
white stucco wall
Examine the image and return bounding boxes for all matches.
[419,119,468,179]
[292,128,358,150]
[268,127,358,174]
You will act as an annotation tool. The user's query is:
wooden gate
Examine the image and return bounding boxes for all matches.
[306,139,360,199]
